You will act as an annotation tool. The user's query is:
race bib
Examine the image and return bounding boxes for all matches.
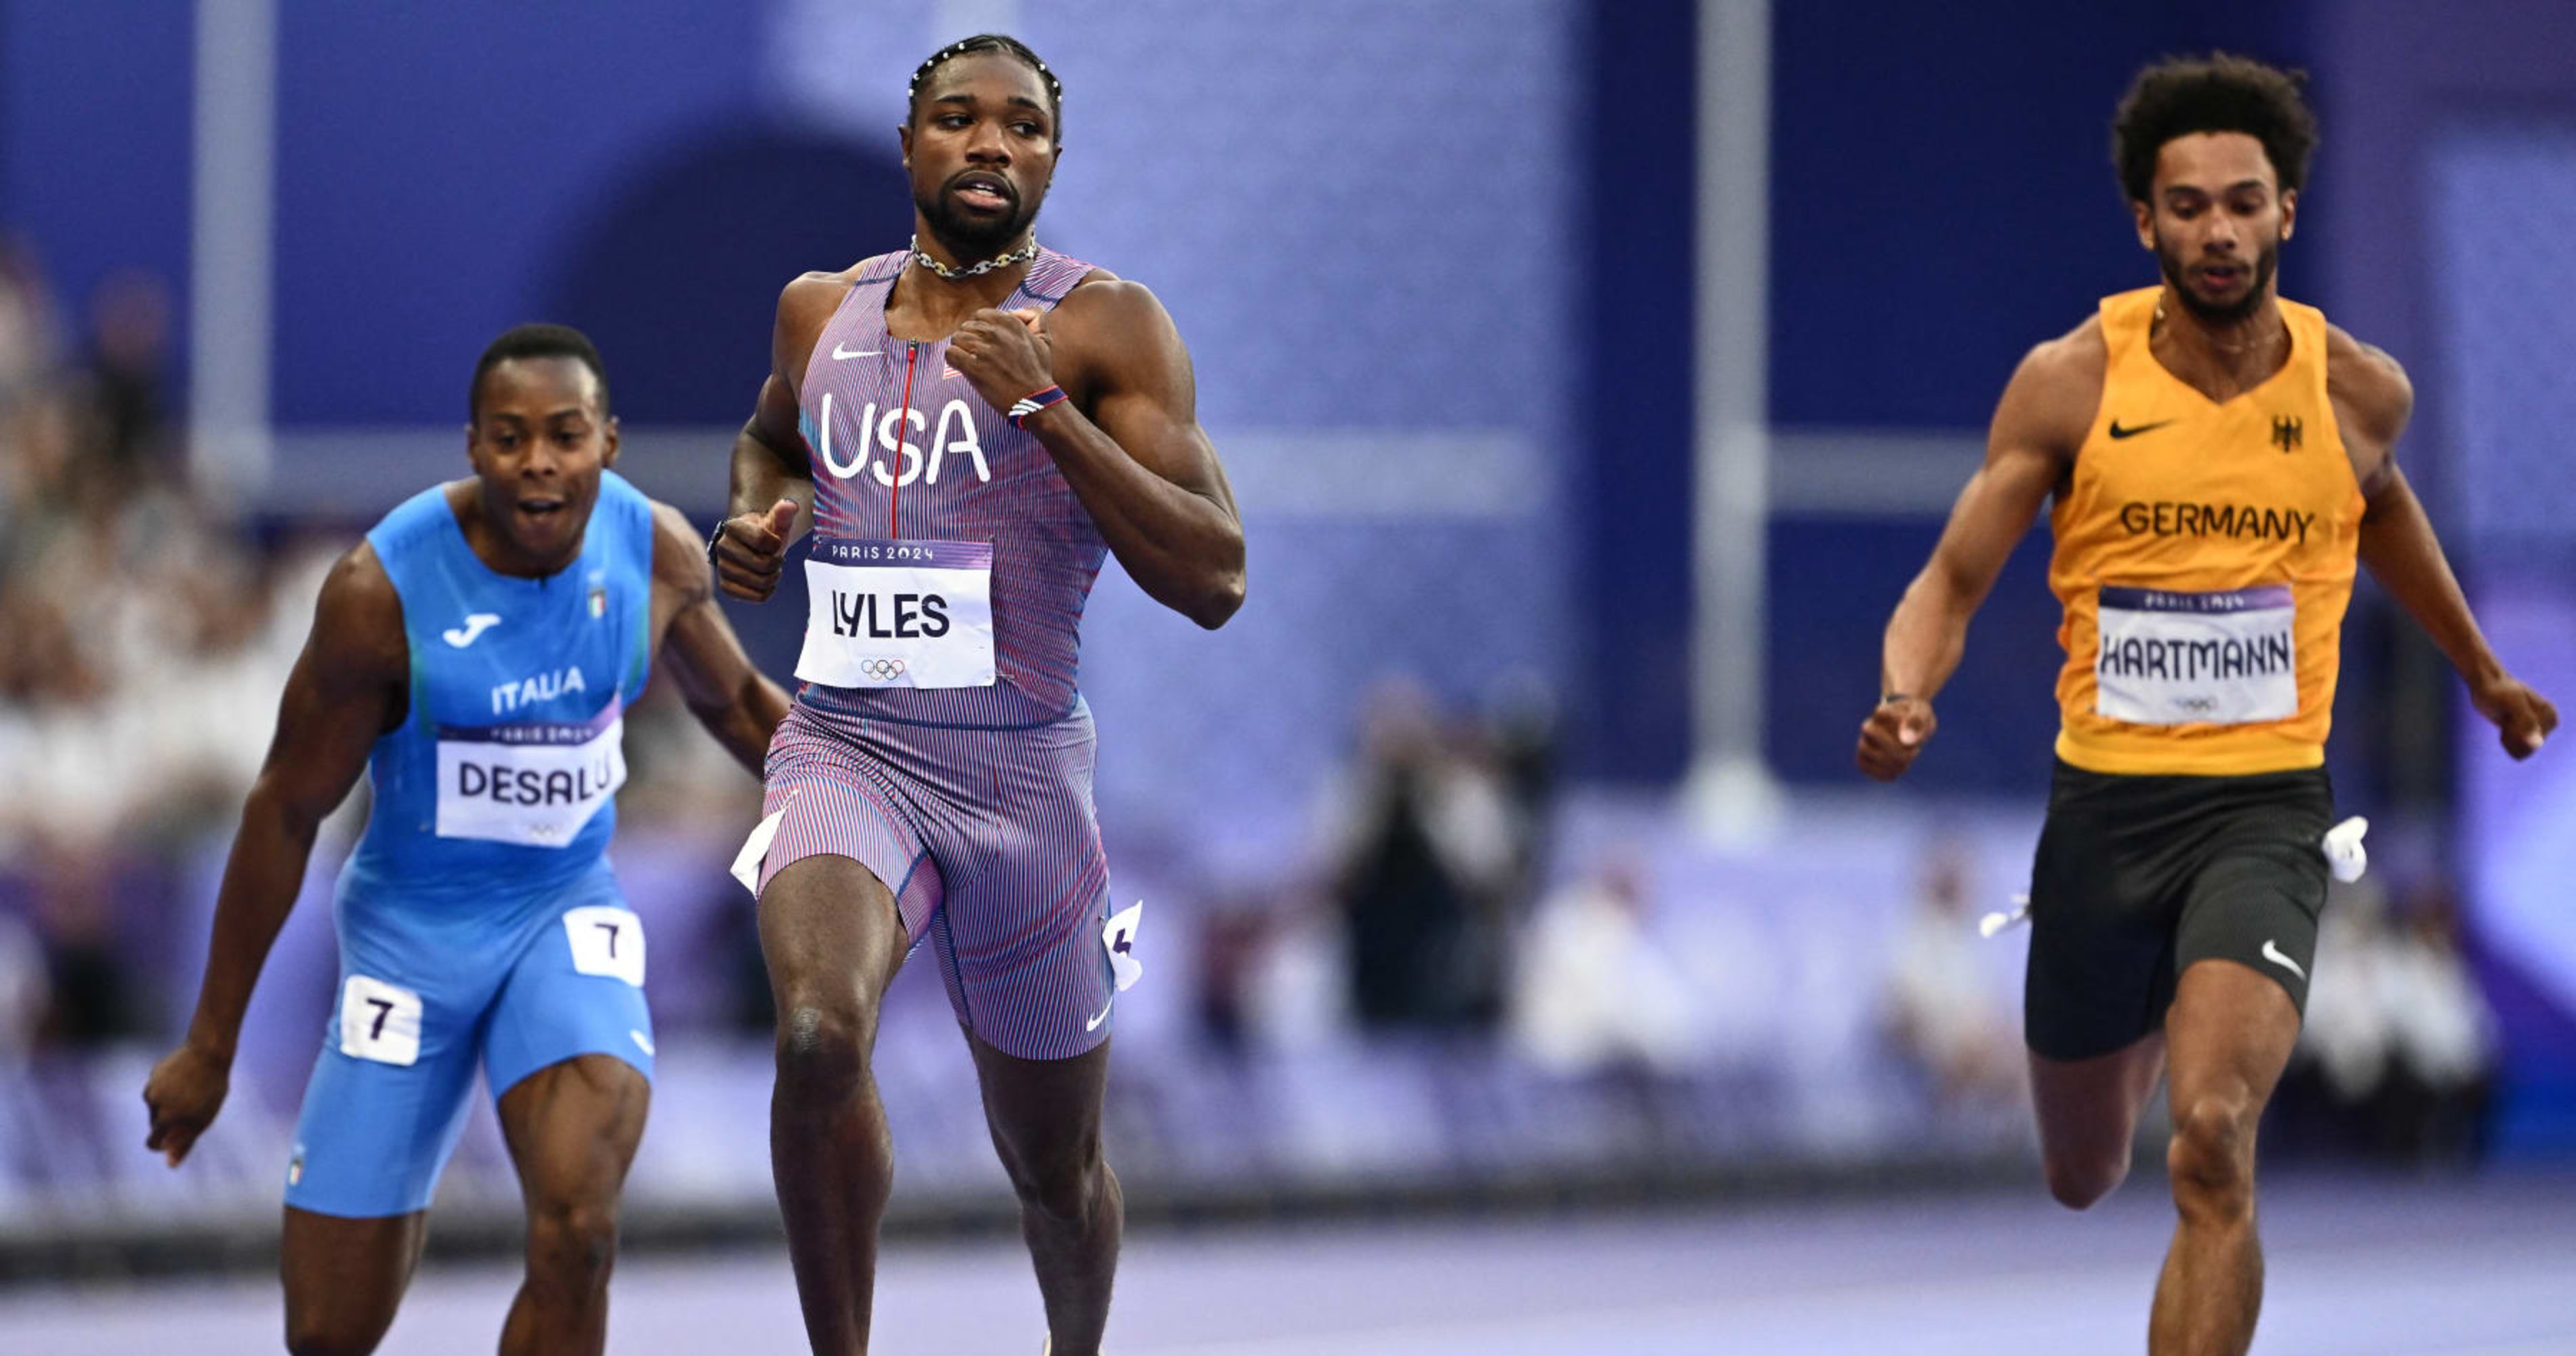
[435,696,626,847]
[796,538,996,689]
[563,905,646,986]
[339,975,423,1066]
[2095,584,2297,725]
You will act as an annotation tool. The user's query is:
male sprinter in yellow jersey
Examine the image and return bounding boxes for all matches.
[1857,55,2555,1356]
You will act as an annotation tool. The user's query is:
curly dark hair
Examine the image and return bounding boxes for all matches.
[908,33,1062,144]
[2112,54,2318,204]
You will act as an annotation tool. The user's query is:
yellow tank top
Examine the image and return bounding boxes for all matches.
[2051,287,2363,776]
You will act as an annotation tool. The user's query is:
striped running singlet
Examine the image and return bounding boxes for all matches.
[794,246,1109,730]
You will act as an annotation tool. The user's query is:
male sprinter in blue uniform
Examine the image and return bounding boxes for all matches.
[143,324,787,1356]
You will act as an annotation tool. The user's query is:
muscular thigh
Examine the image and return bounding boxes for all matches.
[754,704,942,1003]
[2164,958,2301,1117]
[496,1054,651,1208]
[969,1029,1112,1174]
[759,852,910,1019]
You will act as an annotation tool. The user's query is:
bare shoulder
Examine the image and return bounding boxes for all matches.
[645,499,716,598]
[1052,272,1171,336]
[312,540,407,679]
[778,268,853,335]
[2019,313,2110,391]
[2325,323,2413,442]
[1051,274,1188,396]
[1996,315,2108,456]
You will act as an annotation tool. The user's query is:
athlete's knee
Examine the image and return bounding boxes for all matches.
[285,1314,384,1356]
[527,1197,620,1287]
[772,1001,873,1095]
[2167,1092,2257,1214]
[1004,1134,1108,1226]
[2043,1151,2128,1212]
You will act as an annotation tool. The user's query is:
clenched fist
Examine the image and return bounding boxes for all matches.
[2470,671,2558,761]
[948,307,1055,416]
[142,1041,232,1168]
[711,498,800,602]
[1856,695,1938,782]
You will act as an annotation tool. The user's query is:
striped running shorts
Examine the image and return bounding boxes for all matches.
[749,695,1117,1060]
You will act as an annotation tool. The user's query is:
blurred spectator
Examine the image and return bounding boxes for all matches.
[1877,848,2024,1120]
[79,270,176,478]
[2376,880,2498,1161]
[2280,873,2499,1166]
[1325,677,1522,1031]
[1192,892,1271,1055]
[0,906,49,1063]
[1508,852,1693,1078]
[0,243,309,1052]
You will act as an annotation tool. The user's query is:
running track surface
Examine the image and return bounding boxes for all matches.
[7,1174,2571,1354]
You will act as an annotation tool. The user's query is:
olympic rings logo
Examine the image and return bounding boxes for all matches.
[859,658,908,680]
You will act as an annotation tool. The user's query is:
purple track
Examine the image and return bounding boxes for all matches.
[7,1174,2573,1353]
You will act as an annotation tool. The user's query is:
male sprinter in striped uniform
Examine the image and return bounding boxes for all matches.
[1857,56,2554,1356]
[144,325,787,1356]
[709,33,1245,1356]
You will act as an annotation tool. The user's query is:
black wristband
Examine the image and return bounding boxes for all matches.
[1879,692,1916,706]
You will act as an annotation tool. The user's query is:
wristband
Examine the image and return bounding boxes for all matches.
[1007,384,1069,428]
[1879,692,1916,706]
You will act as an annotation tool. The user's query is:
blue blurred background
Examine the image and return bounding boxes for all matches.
[4,0,2576,1349]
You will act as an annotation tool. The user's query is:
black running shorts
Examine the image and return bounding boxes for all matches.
[2023,758,2334,1061]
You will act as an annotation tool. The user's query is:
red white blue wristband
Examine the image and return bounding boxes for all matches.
[1007,384,1068,428]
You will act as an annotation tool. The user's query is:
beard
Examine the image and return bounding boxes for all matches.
[2155,232,2278,324]
[914,172,1040,258]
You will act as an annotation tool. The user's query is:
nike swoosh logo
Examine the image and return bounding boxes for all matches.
[831,342,878,360]
[1085,997,1114,1033]
[2107,418,2177,440]
[630,1030,656,1056]
[2260,938,2307,982]
[441,614,502,647]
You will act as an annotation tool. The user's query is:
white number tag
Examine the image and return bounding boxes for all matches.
[1104,900,1144,992]
[796,538,997,689]
[339,975,424,1066]
[730,801,792,897]
[563,906,646,986]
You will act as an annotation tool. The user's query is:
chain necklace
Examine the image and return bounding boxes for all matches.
[910,233,1039,280]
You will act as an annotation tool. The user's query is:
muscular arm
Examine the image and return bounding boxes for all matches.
[717,273,843,601]
[649,501,790,775]
[2334,332,2557,757]
[1859,327,2100,780]
[146,545,405,1163]
[955,279,1247,629]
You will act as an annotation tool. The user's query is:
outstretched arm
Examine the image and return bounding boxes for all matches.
[144,544,407,1165]
[2334,336,2556,759]
[651,502,790,775]
[949,280,1246,629]
[1859,330,2097,780]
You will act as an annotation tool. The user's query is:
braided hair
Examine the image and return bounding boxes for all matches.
[908,33,1062,143]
